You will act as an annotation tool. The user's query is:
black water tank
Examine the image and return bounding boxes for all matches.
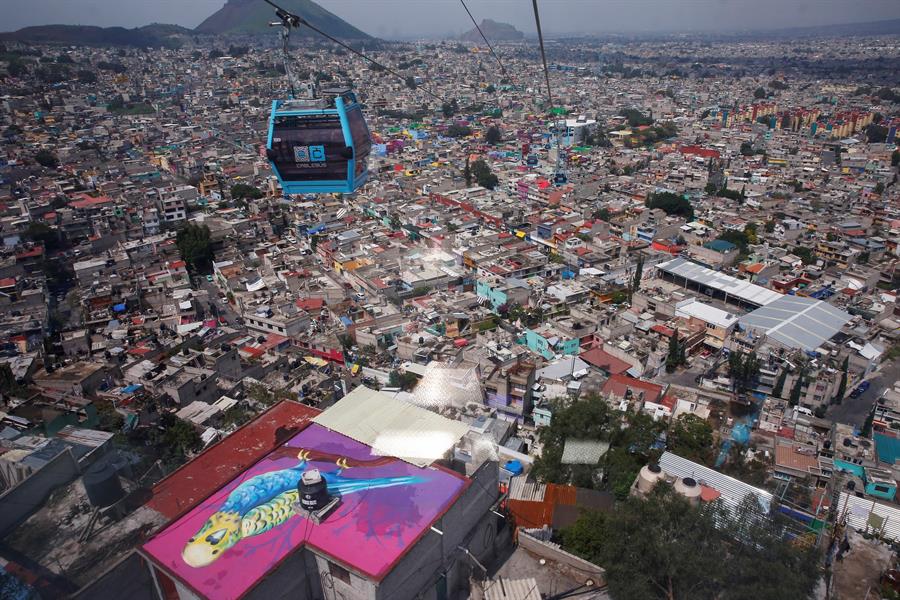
[648,464,662,474]
[83,459,125,507]
[299,469,329,511]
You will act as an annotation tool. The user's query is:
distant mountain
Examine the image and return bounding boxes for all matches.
[196,0,370,38]
[460,19,523,42]
[754,17,900,38]
[0,24,193,47]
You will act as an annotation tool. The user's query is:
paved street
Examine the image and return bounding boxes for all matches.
[198,278,241,327]
[826,359,900,428]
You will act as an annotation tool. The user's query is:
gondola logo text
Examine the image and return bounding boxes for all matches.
[294,145,326,163]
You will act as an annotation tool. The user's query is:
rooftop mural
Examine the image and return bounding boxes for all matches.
[143,423,466,600]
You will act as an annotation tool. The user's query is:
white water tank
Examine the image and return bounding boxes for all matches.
[674,477,702,504]
[636,463,665,494]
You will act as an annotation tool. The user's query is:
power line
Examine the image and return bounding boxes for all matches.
[530,0,553,109]
[458,0,507,76]
[263,0,446,103]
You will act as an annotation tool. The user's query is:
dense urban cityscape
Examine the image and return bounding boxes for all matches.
[0,0,899,598]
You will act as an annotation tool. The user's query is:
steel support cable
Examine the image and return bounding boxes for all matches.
[459,0,507,76]
[263,0,447,103]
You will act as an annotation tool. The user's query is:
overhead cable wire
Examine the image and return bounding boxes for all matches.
[458,0,507,76]
[263,0,446,103]
[530,0,553,108]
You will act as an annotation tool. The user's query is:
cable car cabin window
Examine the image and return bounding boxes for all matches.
[270,114,349,181]
[345,107,372,176]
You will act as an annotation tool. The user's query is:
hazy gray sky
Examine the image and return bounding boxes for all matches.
[2,0,899,37]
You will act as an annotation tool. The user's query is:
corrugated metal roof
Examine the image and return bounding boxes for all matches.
[840,493,900,542]
[739,295,852,352]
[508,476,546,501]
[658,257,782,307]
[312,385,469,467]
[148,401,319,519]
[561,439,610,465]
[659,451,773,512]
[485,578,541,600]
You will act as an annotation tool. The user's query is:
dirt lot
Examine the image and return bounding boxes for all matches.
[832,529,894,599]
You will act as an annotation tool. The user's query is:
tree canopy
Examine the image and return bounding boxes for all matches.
[470,159,498,190]
[562,486,820,600]
[668,414,715,464]
[35,149,59,169]
[176,223,213,275]
[446,123,472,138]
[619,108,653,127]
[230,183,263,201]
[484,125,502,145]
[646,191,694,221]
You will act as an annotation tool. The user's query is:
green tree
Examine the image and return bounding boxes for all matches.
[76,69,97,84]
[35,149,59,169]
[446,123,472,138]
[404,75,417,89]
[593,207,611,222]
[463,157,472,186]
[6,58,29,78]
[646,191,694,221]
[175,223,213,275]
[632,255,644,295]
[619,108,653,127]
[866,124,888,144]
[531,395,618,486]
[834,356,849,404]
[471,159,498,190]
[441,99,458,118]
[772,369,788,398]
[665,328,683,373]
[668,414,714,464]
[485,125,502,145]
[230,183,263,201]
[754,86,767,99]
[163,416,202,458]
[388,370,418,391]
[728,350,760,392]
[789,371,805,407]
[567,488,821,600]
[891,149,899,167]
[793,246,816,265]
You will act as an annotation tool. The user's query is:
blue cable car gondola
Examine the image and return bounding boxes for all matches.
[263,0,372,196]
[266,89,372,195]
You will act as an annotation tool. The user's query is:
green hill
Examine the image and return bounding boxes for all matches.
[196,0,371,38]
[0,24,192,47]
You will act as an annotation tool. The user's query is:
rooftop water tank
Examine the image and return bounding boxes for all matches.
[674,476,702,505]
[636,463,665,494]
[504,459,524,475]
[83,458,125,508]
[299,469,330,512]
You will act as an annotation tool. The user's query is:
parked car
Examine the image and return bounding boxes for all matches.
[851,381,870,398]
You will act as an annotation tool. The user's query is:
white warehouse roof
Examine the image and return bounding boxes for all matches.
[658,257,782,307]
[738,295,853,352]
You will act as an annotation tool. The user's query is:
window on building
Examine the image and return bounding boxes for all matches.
[874,485,891,493]
[328,561,351,585]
